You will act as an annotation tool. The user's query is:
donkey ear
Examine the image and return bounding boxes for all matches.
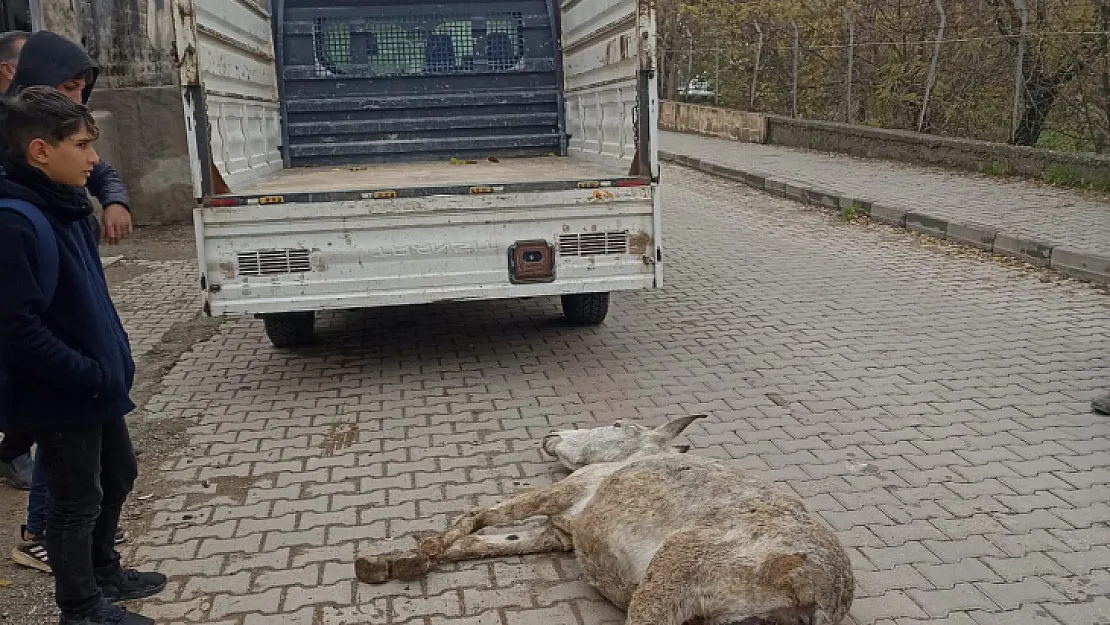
[651,414,707,441]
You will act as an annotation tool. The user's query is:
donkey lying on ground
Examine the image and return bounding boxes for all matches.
[355,415,855,625]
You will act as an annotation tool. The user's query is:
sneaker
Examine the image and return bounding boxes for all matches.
[20,524,43,543]
[98,568,167,602]
[11,527,50,573]
[58,598,153,625]
[0,452,33,490]
[1093,392,1110,415]
[11,526,125,570]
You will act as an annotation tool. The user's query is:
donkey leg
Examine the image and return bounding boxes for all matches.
[417,478,586,559]
[624,539,821,625]
[439,524,573,562]
[356,480,585,585]
[623,561,699,625]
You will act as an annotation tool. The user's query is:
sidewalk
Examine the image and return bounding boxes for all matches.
[660,130,1110,284]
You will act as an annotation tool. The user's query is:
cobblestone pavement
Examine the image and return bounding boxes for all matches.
[0,259,203,625]
[120,167,1110,625]
[112,261,202,360]
[661,131,1110,257]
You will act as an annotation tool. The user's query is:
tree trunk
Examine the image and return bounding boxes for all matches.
[1013,71,1062,145]
[1012,51,1083,146]
[1100,1,1110,151]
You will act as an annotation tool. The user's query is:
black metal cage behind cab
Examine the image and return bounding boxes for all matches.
[274,0,566,168]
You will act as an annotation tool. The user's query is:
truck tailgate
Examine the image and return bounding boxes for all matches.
[195,184,658,316]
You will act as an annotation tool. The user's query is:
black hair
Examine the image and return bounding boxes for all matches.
[0,30,29,64]
[1,85,99,158]
[65,68,97,85]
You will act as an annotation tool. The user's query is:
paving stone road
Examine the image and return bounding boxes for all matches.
[661,131,1110,258]
[117,166,1109,625]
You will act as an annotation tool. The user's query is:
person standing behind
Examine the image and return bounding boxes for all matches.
[0,30,28,93]
[0,30,33,491]
[0,85,162,625]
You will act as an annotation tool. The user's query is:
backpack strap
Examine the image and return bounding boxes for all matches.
[0,199,60,306]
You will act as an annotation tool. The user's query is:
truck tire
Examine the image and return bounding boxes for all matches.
[561,293,610,326]
[262,312,315,348]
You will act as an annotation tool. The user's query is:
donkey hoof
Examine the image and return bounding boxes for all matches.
[355,556,392,584]
[391,553,431,581]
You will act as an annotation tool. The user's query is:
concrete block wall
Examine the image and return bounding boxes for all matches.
[87,88,195,225]
[659,101,767,143]
[659,101,1110,192]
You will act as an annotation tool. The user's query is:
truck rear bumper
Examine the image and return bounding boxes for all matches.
[208,275,654,316]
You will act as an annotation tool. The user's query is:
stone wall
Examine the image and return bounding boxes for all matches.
[38,0,195,224]
[659,101,766,143]
[660,101,1110,191]
[40,0,178,88]
[38,0,80,42]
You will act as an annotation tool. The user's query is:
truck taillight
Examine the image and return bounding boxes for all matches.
[207,198,245,207]
[616,179,648,187]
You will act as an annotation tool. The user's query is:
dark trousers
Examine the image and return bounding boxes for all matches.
[0,425,34,463]
[32,417,137,617]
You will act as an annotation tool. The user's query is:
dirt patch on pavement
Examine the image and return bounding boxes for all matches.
[102,223,197,262]
[0,224,218,623]
[103,262,158,286]
[114,313,223,532]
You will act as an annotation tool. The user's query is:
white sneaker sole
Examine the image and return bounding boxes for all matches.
[11,544,52,574]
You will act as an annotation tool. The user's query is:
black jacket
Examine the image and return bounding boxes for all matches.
[0,156,135,428]
[1,31,130,211]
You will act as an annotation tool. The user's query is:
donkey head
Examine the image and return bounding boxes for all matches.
[541,415,706,470]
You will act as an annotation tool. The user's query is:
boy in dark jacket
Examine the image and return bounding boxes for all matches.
[2,30,132,240]
[0,30,134,490]
[0,86,161,625]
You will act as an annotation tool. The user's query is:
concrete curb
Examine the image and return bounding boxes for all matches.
[658,149,1110,286]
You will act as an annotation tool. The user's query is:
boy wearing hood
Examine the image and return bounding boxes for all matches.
[0,83,162,624]
[0,31,133,491]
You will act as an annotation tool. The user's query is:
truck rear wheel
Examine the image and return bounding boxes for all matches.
[561,293,610,326]
[262,312,315,348]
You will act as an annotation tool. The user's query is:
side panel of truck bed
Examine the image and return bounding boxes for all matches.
[561,0,659,179]
[176,0,283,196]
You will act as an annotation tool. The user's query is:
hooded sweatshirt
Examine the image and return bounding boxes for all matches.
[1,31,130,211]
[0,153,136,428]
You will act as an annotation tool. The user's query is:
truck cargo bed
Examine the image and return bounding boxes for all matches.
[237,156,629,195]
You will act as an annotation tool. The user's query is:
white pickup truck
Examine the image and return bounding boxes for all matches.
[178,0,661,347]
